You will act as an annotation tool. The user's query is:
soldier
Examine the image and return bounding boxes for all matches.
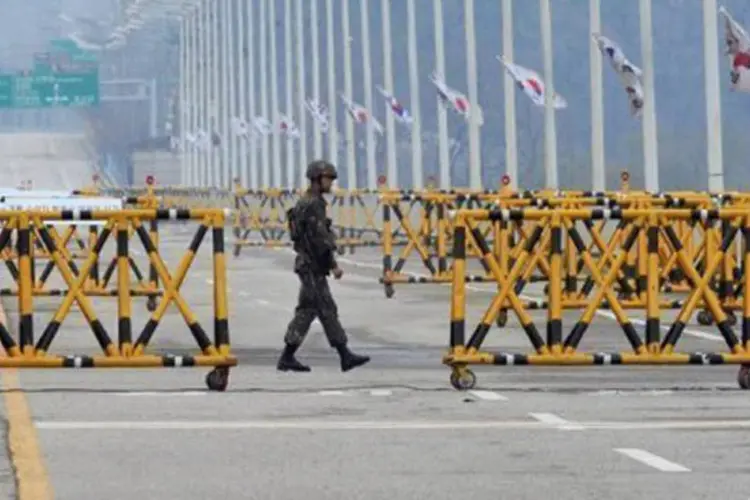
[277,160,371,373]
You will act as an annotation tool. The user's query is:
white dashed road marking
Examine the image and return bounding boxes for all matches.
[614,448,691,472]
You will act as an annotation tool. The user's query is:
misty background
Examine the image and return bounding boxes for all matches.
[1,0,749,191]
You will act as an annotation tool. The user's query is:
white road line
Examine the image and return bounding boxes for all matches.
[528,412,585,431]
[468,390,508,401]
[34,420,545,431]
[330,256,723,344]
[318,390,347,396]
[595,309,721,342]
[369,389,393,397]
[205,279,214,285]
[32,418,750,431]
[113,391,207,397]
[614,448,690,472]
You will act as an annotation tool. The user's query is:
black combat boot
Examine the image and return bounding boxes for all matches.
[277,344,311,372]
[334,344,370,372]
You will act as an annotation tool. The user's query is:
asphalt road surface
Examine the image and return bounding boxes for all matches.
[0,223,749,499]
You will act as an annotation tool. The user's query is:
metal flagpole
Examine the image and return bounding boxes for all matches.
[342,0,356,189]
[310,0,323,160]
[406,0,423,190]
[639,0,659,192]
[433,0,450,189]
[269,0,282,188]
[381,0,397,189]
[325,0,338,169]
[198,0,208,187]
[296,0,308,187]
[179,14,188,185]
[284,0,295,189]
[589,0,605,191]
[540,0,559,190]
[237,0,248,188]
[259,0,271,188]
[188,10,199,186]
[222,0,234,188]
[703,0,724,192]
[464,0,482,189]
[247,0,258,190]
[210,0,220,186]
[502,0,518,190]
[360,0,376,190]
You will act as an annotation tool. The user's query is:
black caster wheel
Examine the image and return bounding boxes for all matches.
[146,297,157,312]
[495,310,508,328]
[543,284,549,294]
[337,247,345,255]
[697,310,713,326]
[384,283,395,299]
[738,365,750,390]
[449,367,477,391]
[206,367,229,392]
[233,245,241,257]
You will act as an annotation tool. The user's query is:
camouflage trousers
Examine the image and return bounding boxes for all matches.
[284,272,348,347]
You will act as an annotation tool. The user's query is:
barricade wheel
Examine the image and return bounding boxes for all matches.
[495,310,508,328]
[697,311,713,326]
[233,245,241,257]
[450,367,476,391]
[384,283,395,299]
[206,368,229,392]
[737,365,750,390]
[147,297,157,312]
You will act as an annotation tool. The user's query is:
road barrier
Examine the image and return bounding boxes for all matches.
[443,205,750,391]
[0,208,235,391]
[231,183,383,256]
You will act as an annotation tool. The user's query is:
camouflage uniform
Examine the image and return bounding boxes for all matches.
[277,160,370,373]
[283,191,347,347]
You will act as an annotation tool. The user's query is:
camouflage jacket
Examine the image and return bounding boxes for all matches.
[289,192,337,275]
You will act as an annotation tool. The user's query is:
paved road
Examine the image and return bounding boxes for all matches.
[1,224,749,499]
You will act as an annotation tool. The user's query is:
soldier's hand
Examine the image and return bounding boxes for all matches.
[332,266,344,280]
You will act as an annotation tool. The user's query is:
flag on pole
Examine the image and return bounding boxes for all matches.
[231,117,250,139]
[375,86,412,125]
[497,56,567,110]
[305,98,329,133]
[251,116,273,137]
[592,34,644,117]
[195,130,211,151]
[429,71,483,125]
[720,6,750,93]
[340,93,384,134]
[278,113,301,139]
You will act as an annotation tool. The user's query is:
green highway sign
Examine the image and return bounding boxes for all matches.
[0,76,12,107]
[0,72,99,108]
[0,38,100,109]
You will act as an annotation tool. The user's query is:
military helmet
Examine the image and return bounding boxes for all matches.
[306,160,338,181]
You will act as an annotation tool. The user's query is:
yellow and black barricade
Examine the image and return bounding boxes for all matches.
[0,208,235,391]
[444,205,750,391]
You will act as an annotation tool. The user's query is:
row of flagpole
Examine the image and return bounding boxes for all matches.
[177,0,742,192]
